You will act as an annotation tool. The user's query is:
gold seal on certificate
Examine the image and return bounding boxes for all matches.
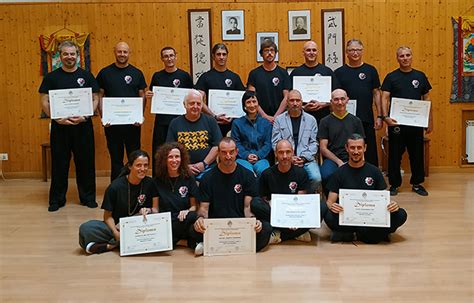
[389,97,431,128]
[339,189,390,228]
[151,86,190,115]
[292,76,331,103]
[102,97,143,125]
[270,194,321,228]
[49,87,94,119]
[203,218,256,256]
[119,212,173,256]
[208,89,246,118]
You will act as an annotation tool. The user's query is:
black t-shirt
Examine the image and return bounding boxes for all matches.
[149,68,193,126]
[194,68,245,96]
[290,115,302,154]
[259,165,311,199]
[154,175,199,220]
[247,65,290,116]
[101,176,158,224]
[317,113,365,162]
[39,67,99,94]
[381,68,432,105]
[289,63,340,123]
[96,63,147,97]
[335,63,380,123]
[326,162,387,198]
[166,114,222,164]
[200,164,257,218]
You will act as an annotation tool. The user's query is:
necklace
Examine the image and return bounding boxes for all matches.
[169,176,179,192]
[127,176,144,216]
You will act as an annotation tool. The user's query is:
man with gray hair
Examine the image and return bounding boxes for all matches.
[335,39,382,167]
[166,89,222,180]
[39,40,99,212]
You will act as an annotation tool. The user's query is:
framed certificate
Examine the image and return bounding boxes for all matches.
[203,218,256,256]
[347,99,357,116]
[270,194,321,228]
[49,87,93,119]
[119,212,173,256]
[151,86,190,115]
[102,97,143,126]
[339,189,390,228]
[208,89,246,118]
[389,97,431,128]
[292,76,331,103]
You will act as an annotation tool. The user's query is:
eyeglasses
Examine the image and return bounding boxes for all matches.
[347,49,363,53]
[262,49,275,54]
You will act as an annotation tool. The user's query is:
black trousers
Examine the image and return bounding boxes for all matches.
[324,208,407,244]
[105,125,141,181]
[363,121,379,167]
[49,119,96,206]
[388,125,425,187]
[172,211,198,247]
[152,120,169,177]
[251,197,328,241]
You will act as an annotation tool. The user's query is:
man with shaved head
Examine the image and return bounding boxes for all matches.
[317,89,364,192]
[97,41,147,181]
[290,41,340,125]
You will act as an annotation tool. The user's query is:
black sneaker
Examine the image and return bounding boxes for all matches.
[48,202,65,212]
[83,201,98,208]
[330,231,354,243]
[88,243,108,254]
[412,184,428,196]
[389,186,398,196]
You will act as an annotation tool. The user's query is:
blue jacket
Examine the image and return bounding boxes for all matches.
[231,114,272,160]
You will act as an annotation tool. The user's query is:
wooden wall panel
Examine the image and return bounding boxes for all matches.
[0,0,473,176]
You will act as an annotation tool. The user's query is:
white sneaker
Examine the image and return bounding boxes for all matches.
[295,231,312,243]
[269,230,281,244]
[194,242,204,256]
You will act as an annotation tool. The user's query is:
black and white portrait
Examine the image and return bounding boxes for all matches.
[222,10,244,41]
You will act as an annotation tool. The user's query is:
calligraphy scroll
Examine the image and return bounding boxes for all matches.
[321,9,345,71]
[188,10,212,84]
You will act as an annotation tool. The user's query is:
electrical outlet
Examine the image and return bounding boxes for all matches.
[0,153,8,161]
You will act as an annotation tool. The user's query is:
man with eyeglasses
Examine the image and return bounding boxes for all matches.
[290,40,340,125]
[335,39,382,167]
[247,39,290,123]
[146,46,193,176]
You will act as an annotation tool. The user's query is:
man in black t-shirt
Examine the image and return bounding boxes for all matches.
[146,46,193,176]
[381,46,433,197]
[247,39,290,123]
[324,134,407,243]
[39,41,99,212]
[97,42,147,181]
[290,41,340,124]
[335,39,382,166]
[191,137,272,255]
[253,139,328,244]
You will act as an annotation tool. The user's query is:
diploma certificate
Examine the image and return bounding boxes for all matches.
[389,97,431,128]
[151,86,190,115]
[119,212,173,256]
[339,189,390,228]
[49,88,93,119]
[293,76,331,103]
[270,194,321,228]
[203,218,256,256]
[208,89,246,118]
[347,99,357,116]
[102,97,143,125]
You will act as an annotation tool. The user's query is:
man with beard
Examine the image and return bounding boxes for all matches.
[324,134,407,243]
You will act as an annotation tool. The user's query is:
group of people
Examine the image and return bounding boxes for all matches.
[39,37,432,254]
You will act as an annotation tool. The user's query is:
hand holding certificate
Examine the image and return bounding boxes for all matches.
[339,189,390,228]
[151,86,190,115]
[208,89,245,118]
[49,88,93,119]
[102,97,143,125]
[119,212,173,256]
[270,194,321,228]
[203,218,256,256]
[389,97,431,128]
[293,76,331,103]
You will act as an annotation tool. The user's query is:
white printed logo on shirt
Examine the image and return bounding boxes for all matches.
[272,77,280,86]
[359,73,366,80]
[77,78,85,86]
[124,75,132,84]
[412,79,419,88]
[225,78,233,87]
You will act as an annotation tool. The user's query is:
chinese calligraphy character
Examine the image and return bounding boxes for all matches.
[328,16,337,28]
[195,16,204,28]
[326,52,339,64]
[327,33,337,45]
[194,52,207,64]
[195,71,204,79]
[193,34,206,47]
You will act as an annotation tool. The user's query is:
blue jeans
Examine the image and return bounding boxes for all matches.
[236,159,270,177]
[304,161,321,192]
[320,159,339,183]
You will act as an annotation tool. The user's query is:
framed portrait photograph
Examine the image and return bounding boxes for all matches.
[222,10,244,41]
[256,32,279,62]
[288,10,311,41]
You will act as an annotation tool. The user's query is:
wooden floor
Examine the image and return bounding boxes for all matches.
[0,172,473,302]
